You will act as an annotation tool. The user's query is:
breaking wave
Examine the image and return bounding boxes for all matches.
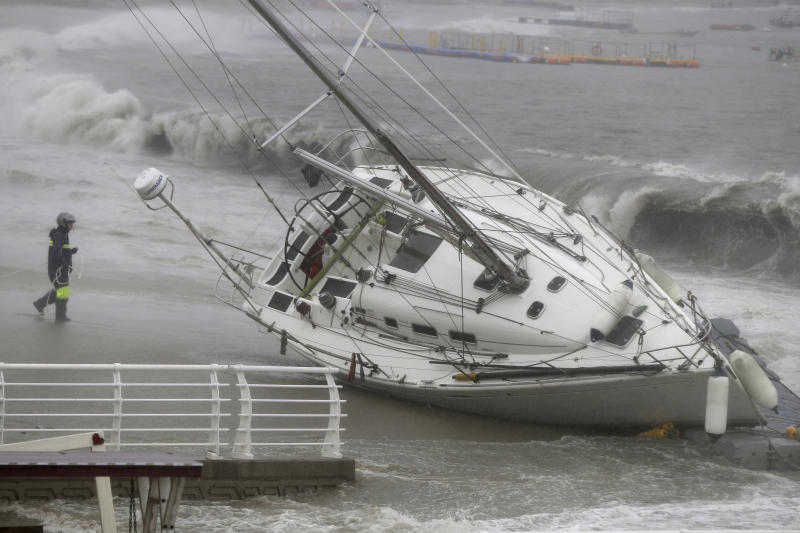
[582,169,800,283]
[3,20,798,283]
[0,25,342,171]
[522,146,800,283]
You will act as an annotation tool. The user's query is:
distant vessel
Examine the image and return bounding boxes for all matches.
[503,0,575,10]
[709,23,755,31]
[769,46,797,60]
[770,13,800,28]
[635,29,700,37]
[519,16,634,31]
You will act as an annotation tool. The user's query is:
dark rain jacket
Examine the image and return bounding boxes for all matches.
[47,226,73,285]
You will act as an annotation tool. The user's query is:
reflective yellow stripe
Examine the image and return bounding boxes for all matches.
[47,240,70,249]
[56,286,70,299]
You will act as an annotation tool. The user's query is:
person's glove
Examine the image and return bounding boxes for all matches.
[71,247,78,255]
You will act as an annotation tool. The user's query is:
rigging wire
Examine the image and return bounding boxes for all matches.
[268,0,517,221]
[372,9,524,180]
[188,0,258,142]
[123,0,294,228]
[322,0,525,184]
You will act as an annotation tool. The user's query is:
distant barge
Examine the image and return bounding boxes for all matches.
[518,16,634,31]
[709,23,755,30]
[374,40,699,67]
[502,0,575,10]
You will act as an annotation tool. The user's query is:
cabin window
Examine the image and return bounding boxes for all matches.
[605,316,643,347]
[389,230,442,273]
[384,317,398,329]
[547,276,567,292]
[264,261,289,286]
[412,323,437,337]
[286,231,309,261]
[449,330,477,344]
[473,268,499,291]
[370,177,393,189]
[320,277,357,298]
[325,187,353,212]
[527,301,545,319]
[382,211,408,234]
[267,292,293,312]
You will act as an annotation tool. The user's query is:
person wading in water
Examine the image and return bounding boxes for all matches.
[33,212,78,322]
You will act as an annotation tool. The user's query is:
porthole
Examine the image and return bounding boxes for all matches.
[384,317,398,329]
[527,301,545,319]
[547,276,566,292]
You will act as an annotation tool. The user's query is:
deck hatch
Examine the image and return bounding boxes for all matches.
[389,230,442,273]
[319,277,357,298]
[605,316,643,347]
[382,211,408,234]
[474,268,499,291]
[267,291,294,312]
[370,177,393,188]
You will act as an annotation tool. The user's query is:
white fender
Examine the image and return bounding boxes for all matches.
[705,372,729,437]
[635,252,684,303]
[729,350,778,410]
[590,280,633,342]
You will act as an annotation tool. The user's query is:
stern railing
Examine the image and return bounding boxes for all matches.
[0,364,344,459]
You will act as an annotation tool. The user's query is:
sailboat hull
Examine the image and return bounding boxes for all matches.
[304,353,760,428]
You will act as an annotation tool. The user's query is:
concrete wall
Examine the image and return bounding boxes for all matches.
[0,457,356,502]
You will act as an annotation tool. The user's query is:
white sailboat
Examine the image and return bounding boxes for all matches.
[130,0,780,430]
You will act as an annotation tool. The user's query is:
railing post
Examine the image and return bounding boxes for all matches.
[207,365,222,460]
[231,367,253,460]
[112,363,122,451]
[322,369,342,459]
[0,364,5,445]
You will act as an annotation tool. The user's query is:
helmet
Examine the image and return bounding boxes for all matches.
[56,212,76,228]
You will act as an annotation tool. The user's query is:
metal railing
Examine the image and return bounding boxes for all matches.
[0,364,345,459]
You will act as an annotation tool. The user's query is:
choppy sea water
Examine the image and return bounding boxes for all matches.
[1,1,799,531]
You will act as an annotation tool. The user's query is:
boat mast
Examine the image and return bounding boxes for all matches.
[244,0,529,293]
